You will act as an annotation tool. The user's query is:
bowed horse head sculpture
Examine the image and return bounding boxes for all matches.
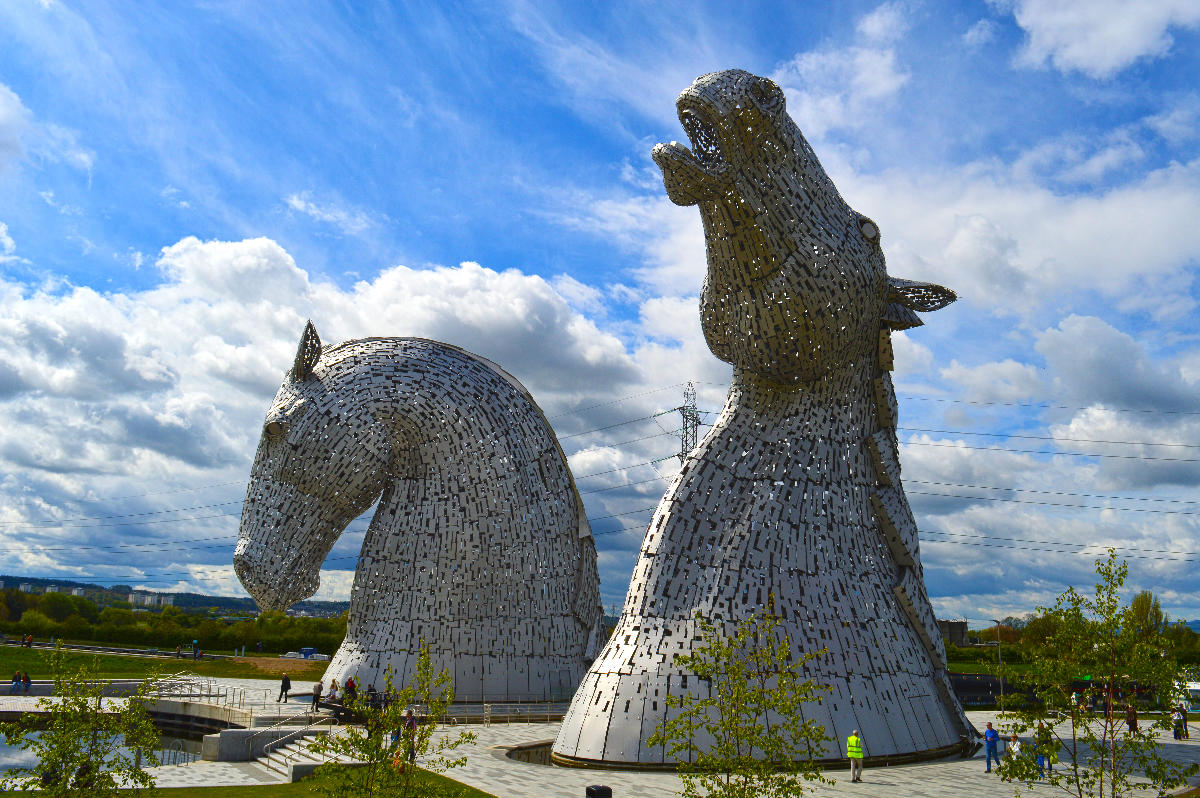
[234,322,392,611]
[235,323,603,700]
[554,69,966,767]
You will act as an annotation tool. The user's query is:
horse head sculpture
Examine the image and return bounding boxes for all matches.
[554,69,968,767]
[236,323,603,700]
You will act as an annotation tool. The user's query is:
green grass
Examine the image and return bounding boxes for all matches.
[947,661,1032,675]
[0,646,327,682]
[153,769,496,797]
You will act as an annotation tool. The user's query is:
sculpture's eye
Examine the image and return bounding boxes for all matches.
[265,420,287,440]
[749,79,783,110]
[859,217,881,244]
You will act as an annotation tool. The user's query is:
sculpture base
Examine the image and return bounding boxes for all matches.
[549,738,980,771]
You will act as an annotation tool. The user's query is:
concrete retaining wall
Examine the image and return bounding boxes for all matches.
[200,727,326,761]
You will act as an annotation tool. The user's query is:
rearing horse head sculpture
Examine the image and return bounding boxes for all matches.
[235,323,603,700]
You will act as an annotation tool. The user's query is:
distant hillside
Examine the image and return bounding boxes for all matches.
[0,574,348,616]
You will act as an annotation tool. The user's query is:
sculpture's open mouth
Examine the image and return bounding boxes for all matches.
[652,94,732,206]
[680,107,724,167]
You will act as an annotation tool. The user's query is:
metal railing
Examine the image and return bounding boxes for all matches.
[244,704,330,760]
[156,738,198,767]
[145,674,248,708]
[277,716,342,772]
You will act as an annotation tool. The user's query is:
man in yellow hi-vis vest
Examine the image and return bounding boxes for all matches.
[847,729,864,782]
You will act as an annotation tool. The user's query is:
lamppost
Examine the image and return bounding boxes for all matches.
[992,618,1004,705]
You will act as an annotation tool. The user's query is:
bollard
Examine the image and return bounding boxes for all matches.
[585,786,612,798]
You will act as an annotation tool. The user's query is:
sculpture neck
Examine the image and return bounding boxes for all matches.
[721,360,879,442]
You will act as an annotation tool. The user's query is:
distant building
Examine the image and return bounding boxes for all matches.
[937,619,969,648]
[18,583,34,593]
[70,587,85,597]
[128,591,173,608]
[43,585,59,593]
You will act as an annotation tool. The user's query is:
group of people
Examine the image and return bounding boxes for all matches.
[278,674,418,766]
[276,674,384,708]
[8,671,32,693]
[984,722,1055,778]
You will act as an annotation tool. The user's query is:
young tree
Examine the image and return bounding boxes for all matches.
[647,604,832,798]
[308,645,476,798]
[0,644,162,797]
[996,549,1198,797]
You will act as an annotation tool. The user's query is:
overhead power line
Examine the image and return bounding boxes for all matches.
[899,427,1200,449]
[908,490,1200,516]
[908,479,1198,505]
[904,441,1200,462]
[898,394,1200,417]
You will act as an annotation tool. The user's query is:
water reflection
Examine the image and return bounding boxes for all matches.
[0,731,203,772]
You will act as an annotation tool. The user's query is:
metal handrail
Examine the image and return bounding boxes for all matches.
[245,705,329,759]
[277,716,342,772]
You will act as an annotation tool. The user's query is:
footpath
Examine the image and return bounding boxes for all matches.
[3,677,1198,796]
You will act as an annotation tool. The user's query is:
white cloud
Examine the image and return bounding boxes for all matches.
[0,222,17,263]
[1144,96,1200,145]
[941,358,1045,402]
[1035,315,1199,412]
[0,84,30,171]
[285,192,373,235]
[963,19,998,48]
[857,2,909,44]
[0,237,684,601]
[1008,0,1200,78]
[0,80,92,175]
[841,156,1200,309]
[773,45,910,138]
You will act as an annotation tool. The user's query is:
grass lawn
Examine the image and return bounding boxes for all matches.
[947,661,1032,675]
[154,770,495,797]
[0,646,327,682]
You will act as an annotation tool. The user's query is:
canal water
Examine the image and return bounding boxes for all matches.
[0,730,203,773]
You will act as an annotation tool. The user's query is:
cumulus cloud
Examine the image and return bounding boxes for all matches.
[773,45,910,138]
[1007,0,1200,78]
[1035,315,1199,412]
[0,236,714,605]
[843,156,1200,309]
[941,358,1045,403]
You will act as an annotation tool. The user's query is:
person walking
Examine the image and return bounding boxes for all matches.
[1035,721,1055,778]
[984,721,1001,773]
[1172,705,1184,740]
[277,673,291,703]
[1125,704,1137,734]
[403,709,418,763]
[312,680,324,708]
[846,729,864,782]
[1181,703,1190,740]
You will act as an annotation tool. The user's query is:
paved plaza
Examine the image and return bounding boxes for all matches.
[5,677,1199,795]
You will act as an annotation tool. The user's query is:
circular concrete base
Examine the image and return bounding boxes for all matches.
[549,738,979,771]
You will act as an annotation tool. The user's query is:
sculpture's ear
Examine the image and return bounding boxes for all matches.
[290,320,322,382]
[883,278,956,330]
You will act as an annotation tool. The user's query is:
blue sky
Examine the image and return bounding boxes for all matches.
[1,0,1199,624]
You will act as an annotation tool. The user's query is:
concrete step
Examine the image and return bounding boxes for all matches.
[257,737,343,777]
